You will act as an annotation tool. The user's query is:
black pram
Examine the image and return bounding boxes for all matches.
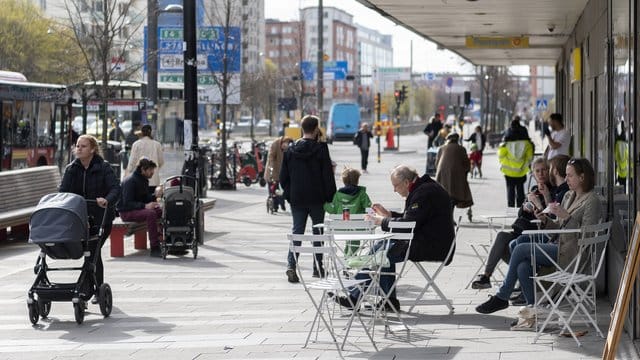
[27,192,113,325]
[161,175,203,259]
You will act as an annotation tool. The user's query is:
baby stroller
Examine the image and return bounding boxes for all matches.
[266,180,285,214]
[425,147,439,176]
[27,192,112,325]
[161,175,203,259]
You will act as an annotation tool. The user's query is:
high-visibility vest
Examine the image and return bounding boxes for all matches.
[498,140,534,177]
[615,140,629,179]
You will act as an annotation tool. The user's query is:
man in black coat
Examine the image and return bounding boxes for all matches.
[117,158,163,257]
[335,165,455,310]
[280,115,337,283]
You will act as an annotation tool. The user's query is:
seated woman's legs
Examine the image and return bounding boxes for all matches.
[517,243,558,304]
[471,231,515,289]
[508,234,533,254]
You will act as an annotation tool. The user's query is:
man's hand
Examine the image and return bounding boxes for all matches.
[96,197,108,208]
[364,213,383,225]
[371,203,391,217]
[145,202,160,210]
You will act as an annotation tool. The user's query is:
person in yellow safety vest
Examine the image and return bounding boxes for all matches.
[498,118,534,208]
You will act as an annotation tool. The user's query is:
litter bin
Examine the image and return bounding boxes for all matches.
[103,140,122,179]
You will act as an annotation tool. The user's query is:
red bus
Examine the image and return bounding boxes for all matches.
[0,71,68,170]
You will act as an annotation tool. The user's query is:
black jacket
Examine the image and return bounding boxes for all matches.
[380,174,455,263]
[465,132,487,152]
[353,129,373,150]
[117,169,155,212]
[59,154,121,228]
[280,138,336,206]
[59,154,121,205]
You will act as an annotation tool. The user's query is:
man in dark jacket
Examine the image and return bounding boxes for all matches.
[117,158,163,257]
[280,115,337,283]
[335,165,455,310]
[353,123,373,172]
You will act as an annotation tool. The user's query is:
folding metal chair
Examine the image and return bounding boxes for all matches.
[324,218,377,260]
[365,221,416,336]
[465,210,519,289]
[407,216,461,314]
[287,233,378,354]
[532,222,612,346]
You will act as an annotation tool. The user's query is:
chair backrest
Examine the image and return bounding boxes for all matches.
[386,221,416,277]
[287,233,338,282]
[577,221,612,278]
[324,219,376,234]
[442,216,462,266]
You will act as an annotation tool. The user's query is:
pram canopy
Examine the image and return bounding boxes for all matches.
[29,192,89,259]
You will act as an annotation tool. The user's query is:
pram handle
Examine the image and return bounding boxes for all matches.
[84,199,112,239]
[163,174,198,194]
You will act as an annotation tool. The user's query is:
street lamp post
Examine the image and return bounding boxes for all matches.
[180,0,202,194]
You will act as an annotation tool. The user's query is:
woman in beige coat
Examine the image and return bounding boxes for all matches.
[435,132,473,209]
[476,158,602,313]
[265,136,292,183]
[125,124,165,190]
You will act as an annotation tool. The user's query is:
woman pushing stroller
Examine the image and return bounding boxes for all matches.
[59,135,120,292]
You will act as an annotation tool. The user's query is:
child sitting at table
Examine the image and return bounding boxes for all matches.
[324,167,372,255]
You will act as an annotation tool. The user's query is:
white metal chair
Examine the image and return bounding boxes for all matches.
[465,209,519,288]
[366,220,416,336]
[532,222,612,346]
[287,233,378,354]
[407,216,461,314]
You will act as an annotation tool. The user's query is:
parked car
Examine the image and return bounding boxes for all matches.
[256,119,271,128]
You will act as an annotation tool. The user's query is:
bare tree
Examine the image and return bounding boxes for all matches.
[203,0,243,189]
[62,0,144,151]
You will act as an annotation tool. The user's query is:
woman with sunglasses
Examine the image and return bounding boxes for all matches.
[476,158,602,314]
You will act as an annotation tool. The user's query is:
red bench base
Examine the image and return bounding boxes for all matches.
[110,224,148,257]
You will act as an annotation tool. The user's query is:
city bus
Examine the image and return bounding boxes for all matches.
[0,71,68,170]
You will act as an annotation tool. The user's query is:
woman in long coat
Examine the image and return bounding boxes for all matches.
[436,133,474,220]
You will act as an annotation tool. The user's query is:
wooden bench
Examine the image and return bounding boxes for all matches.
[0,166,62,241]
[109,198,216,257]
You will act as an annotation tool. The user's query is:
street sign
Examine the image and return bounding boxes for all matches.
[465,36,530,49]
[301,61,348,81]
[446,77,453,87]
[147,26,242,73]
[376,67,411,82]
[536,99,548,110]
[424,72,435,81]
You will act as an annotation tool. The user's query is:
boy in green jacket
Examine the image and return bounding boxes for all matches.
[324,168,372,255]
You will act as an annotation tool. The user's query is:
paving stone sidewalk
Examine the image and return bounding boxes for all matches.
[0,132,636,360]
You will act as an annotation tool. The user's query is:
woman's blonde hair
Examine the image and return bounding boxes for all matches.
[77,134,102,157]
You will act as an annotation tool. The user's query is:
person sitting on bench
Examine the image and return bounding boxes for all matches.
[117,158,163,257]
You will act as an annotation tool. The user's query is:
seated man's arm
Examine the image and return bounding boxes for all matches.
[121,179,146,210]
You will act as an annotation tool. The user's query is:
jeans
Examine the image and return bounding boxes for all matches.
[360,148,369,170]
[119,207,163,247]
[496,242,558,305]
[349,239,407,301]
[504,175,527,208]
[484,231,516,275]
[287,204,325,270]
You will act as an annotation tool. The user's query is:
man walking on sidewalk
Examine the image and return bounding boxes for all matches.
[280,115,337,283]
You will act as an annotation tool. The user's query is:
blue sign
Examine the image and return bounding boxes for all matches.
[301,61,348,81]
[424,72,435,81]
[446,77,453,87]
[536,99,548,109]
[146,26,241,73]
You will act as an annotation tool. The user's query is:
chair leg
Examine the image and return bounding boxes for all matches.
[410,263,454,314]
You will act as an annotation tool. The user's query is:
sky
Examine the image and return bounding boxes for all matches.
[264,0,475,75]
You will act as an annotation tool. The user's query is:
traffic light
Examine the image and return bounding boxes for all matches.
[464,91,471,106]
[394,89,401,105]
[400,85,408,103]
[374,92,381,113]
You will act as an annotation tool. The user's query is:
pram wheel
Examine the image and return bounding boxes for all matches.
[28,301,39,325]
[98,283,113,317]
[38,300,51,318]
[73,302,85,324]
[266,197,274,214]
